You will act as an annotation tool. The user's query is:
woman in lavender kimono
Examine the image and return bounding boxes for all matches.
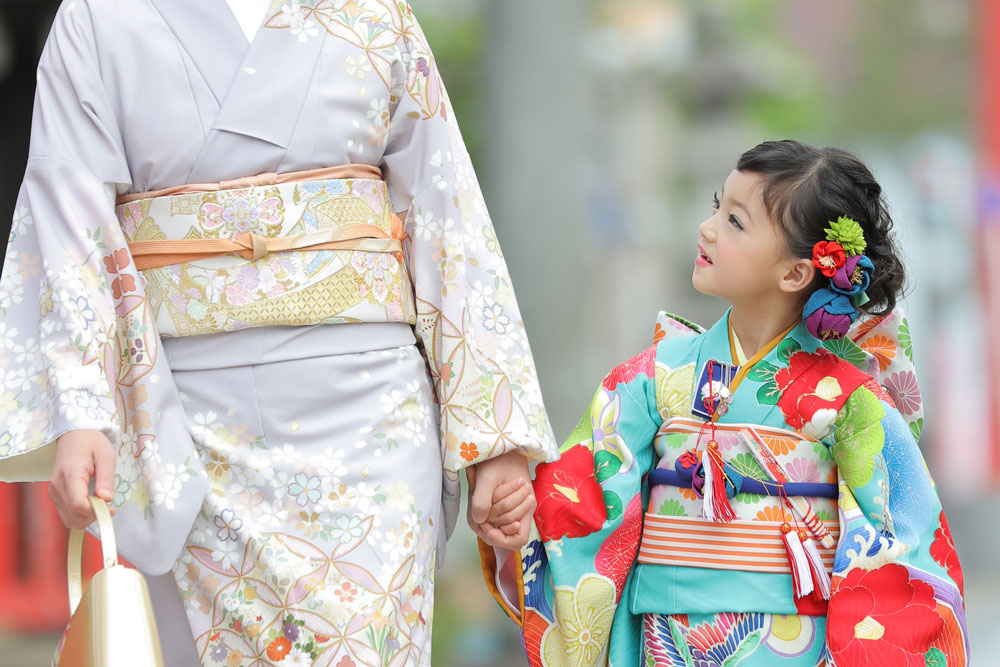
[0,1,556,665]
[482,141,969,666]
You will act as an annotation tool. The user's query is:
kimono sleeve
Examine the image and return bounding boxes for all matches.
[0,1,132,480]
[826,382,969,666]
[379,5,558,474]
[480,347,660,667]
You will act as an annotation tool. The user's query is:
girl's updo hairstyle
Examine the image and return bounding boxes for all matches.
[736,140,905,316]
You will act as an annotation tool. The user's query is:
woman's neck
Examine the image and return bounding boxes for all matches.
[728,300,802,360]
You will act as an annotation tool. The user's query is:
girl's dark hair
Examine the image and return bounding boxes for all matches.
[736,140,905,316]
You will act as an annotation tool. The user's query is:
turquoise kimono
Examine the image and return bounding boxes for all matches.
[481,310,968,667]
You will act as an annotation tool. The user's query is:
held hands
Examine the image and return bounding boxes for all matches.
[49,429,117,529]
[466,450,536,550]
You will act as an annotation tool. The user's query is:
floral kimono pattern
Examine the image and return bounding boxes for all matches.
[482,310,968,666]
[2,0,558,664]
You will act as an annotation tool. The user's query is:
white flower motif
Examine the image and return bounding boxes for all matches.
[412,209,441,242]
[386,482,415,511]
[0,271,24,307]
[151,463,185,508]
[73,390,105,420]
[10,205,32,239]
[481,303,511,335]
[288,473,322,507]
[329,514,365,544]
[214,509,244,542]
[345,55,373,80]
[6,407,33,440]
[210,540,240,571]
[283,647,312,667]
[0,322,18,350]
[367,97,389,127]
[0,367,31,394]
[190,411,220,441]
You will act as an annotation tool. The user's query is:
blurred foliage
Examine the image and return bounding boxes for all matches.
[418,5,488,165]
[674,0,970,140]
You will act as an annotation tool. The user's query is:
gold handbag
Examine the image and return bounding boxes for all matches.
[58,496,164,666]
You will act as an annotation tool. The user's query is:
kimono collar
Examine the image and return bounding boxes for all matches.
[722,311,801,394]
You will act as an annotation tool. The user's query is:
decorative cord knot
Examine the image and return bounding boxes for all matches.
[234,232,268,261]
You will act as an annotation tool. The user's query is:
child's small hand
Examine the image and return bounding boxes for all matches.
[482,477,536,537]
[467,450,536,550]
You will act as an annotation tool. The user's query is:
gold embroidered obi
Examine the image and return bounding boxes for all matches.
[116,166,416,337]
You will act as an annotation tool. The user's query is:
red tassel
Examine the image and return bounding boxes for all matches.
[701,441,736,523]
[781,523,813,598]
[800,530,832,600]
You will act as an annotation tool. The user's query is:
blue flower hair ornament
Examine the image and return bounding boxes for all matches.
[803,217,873,340]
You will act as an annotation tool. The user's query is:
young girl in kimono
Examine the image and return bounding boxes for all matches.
[481,140,969,666]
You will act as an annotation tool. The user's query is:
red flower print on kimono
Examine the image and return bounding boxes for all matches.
[930,511,964,595]
[595,493,643,600]
[602,347,655,392]
[775,350,867,431]
[827,564,944,666]
[533,445,606,542]
[102,248,136,300]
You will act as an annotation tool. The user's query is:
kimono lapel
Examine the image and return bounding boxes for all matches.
[694,312,816,428]
[187,2,329,181]
[148,0,248,105]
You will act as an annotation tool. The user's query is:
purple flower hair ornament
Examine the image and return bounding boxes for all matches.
[803,287,859,341]
[830,253,873,297]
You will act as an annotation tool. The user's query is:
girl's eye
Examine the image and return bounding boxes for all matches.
[729,214,744,230]
[712,192,720,210]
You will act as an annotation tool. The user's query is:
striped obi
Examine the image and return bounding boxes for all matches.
[639,418,840,575]
[116,165,415,337]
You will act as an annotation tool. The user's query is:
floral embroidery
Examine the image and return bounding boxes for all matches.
[882,371,921,416]
[459,442,478,462]
[541,574,617,667]
[533,445,606,542]
[594,494,642,600]
[602,347,655,391]
[860,334,897,372]
[827,564,944,665]
[930,511,964,595]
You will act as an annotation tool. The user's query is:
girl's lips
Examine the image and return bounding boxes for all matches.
[696,243,713,266]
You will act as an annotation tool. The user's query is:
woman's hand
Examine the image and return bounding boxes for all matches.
[49,429,117,529]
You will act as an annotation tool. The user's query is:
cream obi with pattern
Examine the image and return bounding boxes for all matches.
[116,167,415,337]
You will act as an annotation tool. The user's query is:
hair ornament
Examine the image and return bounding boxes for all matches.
[804,217,873,340]
[825,216,867,256]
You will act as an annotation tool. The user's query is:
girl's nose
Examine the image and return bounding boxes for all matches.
[698,216,716,241]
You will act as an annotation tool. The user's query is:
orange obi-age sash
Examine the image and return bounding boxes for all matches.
[117,165,416,337]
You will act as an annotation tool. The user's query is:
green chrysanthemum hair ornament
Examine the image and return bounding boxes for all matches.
[825,216,866,256]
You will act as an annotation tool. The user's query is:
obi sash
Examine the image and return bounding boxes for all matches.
[117,165,416,337]
[640,418,840,576]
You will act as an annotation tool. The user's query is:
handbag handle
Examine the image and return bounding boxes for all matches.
[67,496,120,615]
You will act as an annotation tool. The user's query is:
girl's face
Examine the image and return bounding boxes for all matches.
[692,169,800,306]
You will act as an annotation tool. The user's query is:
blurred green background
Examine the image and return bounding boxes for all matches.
[1,0,995,665]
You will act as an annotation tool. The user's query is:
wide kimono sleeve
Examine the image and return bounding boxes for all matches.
[480,346,661,667]
[0,2,131,479]
[826,380,969,666]
[378,5,558,478]
[0,3,207,574]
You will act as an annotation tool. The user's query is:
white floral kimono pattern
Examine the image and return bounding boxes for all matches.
[0,0,558,664]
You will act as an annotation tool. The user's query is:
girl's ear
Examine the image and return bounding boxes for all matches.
[779,257,816,294]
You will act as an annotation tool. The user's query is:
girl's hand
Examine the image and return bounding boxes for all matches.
[49,429,117,529]
[466,450,535,550]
